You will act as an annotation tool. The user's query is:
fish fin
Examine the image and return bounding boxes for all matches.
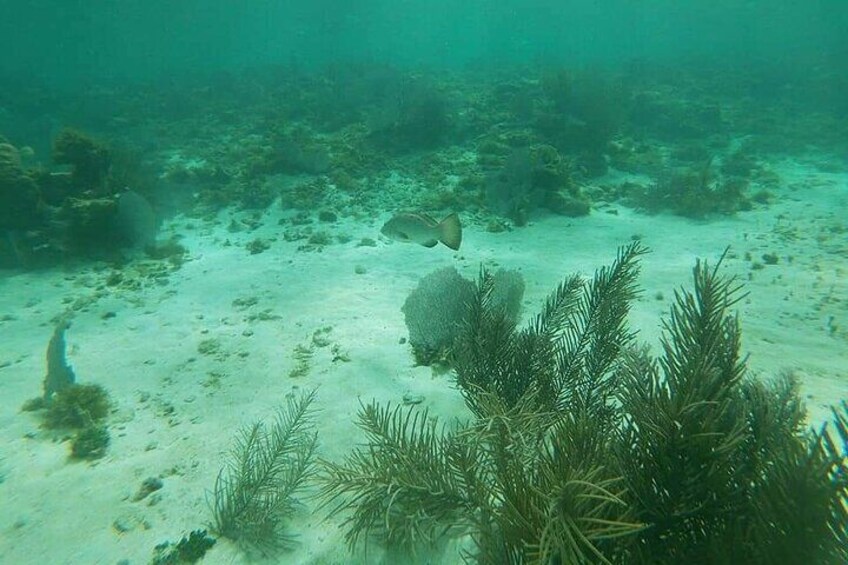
[416,213,438,226]
[438,213,462,250]
[421,239,439,248]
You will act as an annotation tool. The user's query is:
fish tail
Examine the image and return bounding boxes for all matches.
[438,213,462,250]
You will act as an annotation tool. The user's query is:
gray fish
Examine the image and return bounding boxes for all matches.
[116,188,157,248]
[381,212,462,250]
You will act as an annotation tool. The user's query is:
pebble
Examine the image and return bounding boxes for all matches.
[402,393,425,406]
[132,477,164,502]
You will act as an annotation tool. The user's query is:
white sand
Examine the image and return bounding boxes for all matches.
[0,158,846,564]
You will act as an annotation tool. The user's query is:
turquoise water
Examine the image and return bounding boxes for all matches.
[1,2,846,83]
[1,2,846,564]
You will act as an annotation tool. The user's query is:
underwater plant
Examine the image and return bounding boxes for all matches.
[209,389,319,556]
[26,324,111,429]
[21,322,114,460]
[151,529,217,565]
[320,243,848,564]
[70,423,110,460]
[319,392,641,562]
[614,258,848,563]
[25,324,111,420]
[42,383,111,429]
[454,242,643,418]
[632,157,752,218]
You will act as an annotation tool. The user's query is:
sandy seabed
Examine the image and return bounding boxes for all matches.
[1,158,846,564]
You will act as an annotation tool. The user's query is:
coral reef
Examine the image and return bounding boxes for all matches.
[58,196,120,249]
[264,126,331,176]
[1,63,836,272]
[52,129,112,194]
[535,70,628,175]
[1,129,164,266]
[366,78,452,153]
[485,144,588,224]
[0,138,42,233]
[631,157,752,218]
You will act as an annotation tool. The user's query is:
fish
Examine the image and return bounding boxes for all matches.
[380,212,462,250]
[115,188,157,248]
